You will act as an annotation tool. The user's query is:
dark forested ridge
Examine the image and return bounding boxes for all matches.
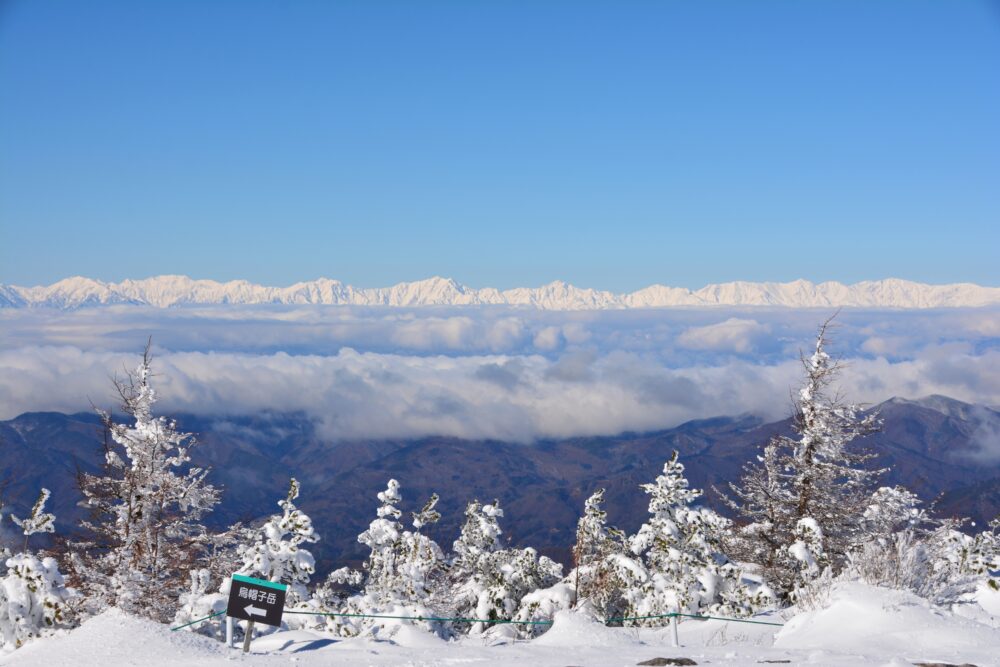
[2,395,998,575]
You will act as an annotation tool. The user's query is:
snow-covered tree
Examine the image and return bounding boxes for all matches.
[926,517,1000,593]
[569,488,638,620]
[723,319,882,599]
[10,489,55,551]
[449,499,562,635]
[72,345,220,621]
[628,451,759,622]
[861,486,928,539]
[512,489,640,637]
[357,480,443,607]
[171,523,249,637]
[1,490,71,651]
[236,478,318,604]
[0,553,71,651]
[322,480,445,638]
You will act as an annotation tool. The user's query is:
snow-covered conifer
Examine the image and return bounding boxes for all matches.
[449,499,562,635]
[571,488,633,618]
[629,451,756,621]
[73,345,220,621]
[321,481,445,638]
[236,478,318,604]
[0,489,71,651]
[723,319,882,598]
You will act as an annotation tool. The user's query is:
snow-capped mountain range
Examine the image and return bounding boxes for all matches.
[1,275,998,309]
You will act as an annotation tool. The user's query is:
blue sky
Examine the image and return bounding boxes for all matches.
[1,1,998,290]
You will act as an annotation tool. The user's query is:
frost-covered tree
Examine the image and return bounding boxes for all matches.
[845,488,1000,605]
[629,451,760,622]
[0,553,71,651]
[861,486,928,539]
[171,522,249,637]
[357,480,444,607]
[236,478,318,603]
[72,345,220,621]
[723,319,881,599]
[511,488,640,636]
[567,488,642,621]
[322,480,445,638]
[11,489,56,552]
[449,499,562,635]
[1,493,70,651]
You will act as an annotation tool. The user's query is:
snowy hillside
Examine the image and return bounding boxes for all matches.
[2,275,999,309]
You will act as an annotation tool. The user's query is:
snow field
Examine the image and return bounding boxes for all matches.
[4,583,998,667]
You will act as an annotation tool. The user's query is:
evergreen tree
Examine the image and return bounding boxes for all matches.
[723,319,881,599]
[449,499,561,635]
[72,346,219,621]
[570,488,637,620]
[236,478,318,603]
[325,480,445,638]
[629,451,756,621]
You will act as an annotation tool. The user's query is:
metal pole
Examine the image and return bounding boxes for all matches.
[670,611,679,648]
[242,620,255,653]
[226,616,233,648]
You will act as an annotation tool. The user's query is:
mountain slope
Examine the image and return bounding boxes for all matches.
[2,275,999,309]
[1,397,997,573]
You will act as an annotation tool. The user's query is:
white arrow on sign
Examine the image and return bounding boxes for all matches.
[245,605,266,618]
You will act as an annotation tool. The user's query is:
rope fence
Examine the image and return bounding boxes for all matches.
[170,608,783,632]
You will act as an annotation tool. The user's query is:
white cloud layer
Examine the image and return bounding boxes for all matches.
[0,305,996,441]
[1,342,997,442]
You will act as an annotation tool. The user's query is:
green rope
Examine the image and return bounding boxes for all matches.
[170,608,782,632]
[170,610,226,632]
[281,610,553,625]
[675,612,783,627]
[605,613,677,623]
[607,611,783,627]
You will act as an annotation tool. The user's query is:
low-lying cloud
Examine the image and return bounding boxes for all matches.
[676,318,772,353]
[1,304,996,441]
[1,342,997,442]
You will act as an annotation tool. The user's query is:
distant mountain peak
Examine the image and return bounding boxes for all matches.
[1,276,998,310]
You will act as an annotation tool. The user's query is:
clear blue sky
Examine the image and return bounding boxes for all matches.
[1,1,998,290]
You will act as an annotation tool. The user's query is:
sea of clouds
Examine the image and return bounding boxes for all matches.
[1,305,997,442]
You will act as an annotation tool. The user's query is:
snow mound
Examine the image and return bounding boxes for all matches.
[377,622,449,648]
[775,582,1000,663]
[974,581,1000,617]
[532,609,642,647]
[1,608,228,666]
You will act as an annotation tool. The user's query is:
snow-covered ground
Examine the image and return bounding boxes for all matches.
[4,583,998,667]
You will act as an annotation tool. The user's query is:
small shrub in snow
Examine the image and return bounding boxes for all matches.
[0,553,71,650]
[171,568,226,639]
